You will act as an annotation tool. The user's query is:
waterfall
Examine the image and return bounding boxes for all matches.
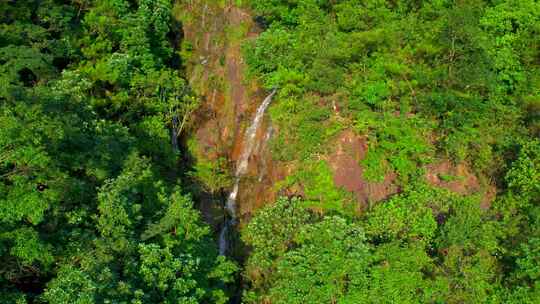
[219,89,277,255]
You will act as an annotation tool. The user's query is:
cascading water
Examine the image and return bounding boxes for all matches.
[219,89,277,255]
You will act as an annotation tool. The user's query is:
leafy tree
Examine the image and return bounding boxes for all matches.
[0,1,234,302]
[43,155,236,303]
[265,216,369,304]
[242,197,313,296]
[243,198,370,303]
[494,140,540,301]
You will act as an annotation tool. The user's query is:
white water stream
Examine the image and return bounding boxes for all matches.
[219,89,277,255]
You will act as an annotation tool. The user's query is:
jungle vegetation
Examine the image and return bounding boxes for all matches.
[1,0,540,303]
[1,1,234,303]
[242,0,540,303]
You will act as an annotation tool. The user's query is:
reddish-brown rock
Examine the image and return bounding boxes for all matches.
[328,130,399,209]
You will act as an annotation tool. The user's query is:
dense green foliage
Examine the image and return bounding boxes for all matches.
[242,175,540,303]
[239,0,540,303]
[246,0,539,180]
[2,0,540,303]
[0,1,235,302]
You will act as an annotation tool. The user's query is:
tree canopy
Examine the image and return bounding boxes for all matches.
[2,0,540,303]
[1,1,234,303]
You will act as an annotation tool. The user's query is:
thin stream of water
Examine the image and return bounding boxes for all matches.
[219,89,277,255]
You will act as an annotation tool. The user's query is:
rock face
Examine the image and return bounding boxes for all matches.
[425,161,480,194]
[182,2,285,225]
[425,160,496,209]
[326,129,496,211]
[183,2,251,160]
[328,130,399,209]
